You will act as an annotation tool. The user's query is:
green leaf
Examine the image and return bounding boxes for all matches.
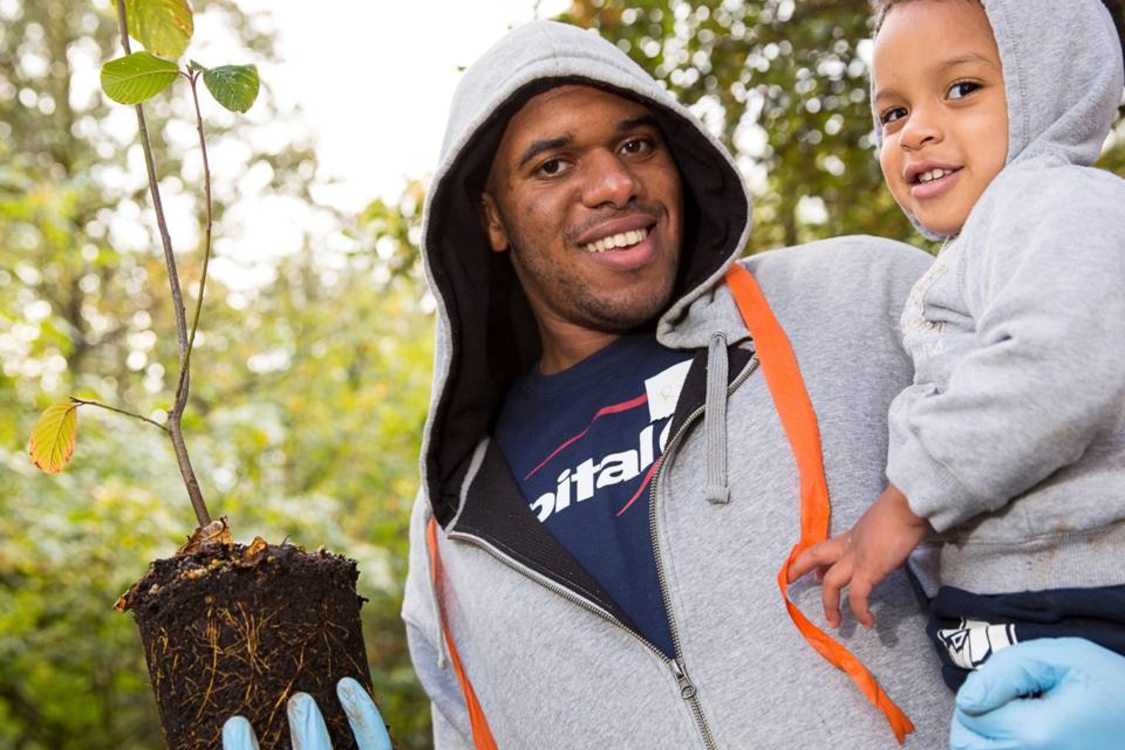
[28,399,81,474]
[100,52,179,105]
[203,64,260,113]
[125,0,194,59]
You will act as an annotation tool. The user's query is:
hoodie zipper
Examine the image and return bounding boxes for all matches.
[446,353,759,750]
[646,353,759,750]
[445,530,703,734]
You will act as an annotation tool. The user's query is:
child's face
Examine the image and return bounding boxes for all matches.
[874,0,1008,236]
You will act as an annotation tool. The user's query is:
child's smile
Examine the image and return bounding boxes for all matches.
[906,161,963,201]
[873,0,1009,237]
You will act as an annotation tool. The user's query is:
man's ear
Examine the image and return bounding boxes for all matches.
[479,192,509,253]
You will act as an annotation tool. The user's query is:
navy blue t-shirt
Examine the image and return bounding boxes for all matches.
[493,334,692,658]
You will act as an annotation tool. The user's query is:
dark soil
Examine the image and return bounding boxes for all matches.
[119,540,375,750]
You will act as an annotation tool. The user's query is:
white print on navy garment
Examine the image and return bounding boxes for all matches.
[524,360,690,523]
[527,419,674,522]
[937,618,1019,670]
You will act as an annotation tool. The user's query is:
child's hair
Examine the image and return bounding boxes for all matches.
[871,0,906,31]
[871,0,1123,79]
[871,0,981,32]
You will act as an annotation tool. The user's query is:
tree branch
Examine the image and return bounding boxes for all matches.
[113,0,211,527]
[173,70,214,417]
[71,397,169,433]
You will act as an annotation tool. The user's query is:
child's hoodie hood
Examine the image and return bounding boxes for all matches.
[418,21,751,525]
[874,0,1124,240]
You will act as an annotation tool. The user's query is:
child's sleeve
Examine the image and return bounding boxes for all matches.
[887,170,1125,532]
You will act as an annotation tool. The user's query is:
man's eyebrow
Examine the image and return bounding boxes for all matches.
[515,115,662,168]
[517,135,572,169]
[618,115,660,133]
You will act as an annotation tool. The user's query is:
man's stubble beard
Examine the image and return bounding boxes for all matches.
[507,237,677,335]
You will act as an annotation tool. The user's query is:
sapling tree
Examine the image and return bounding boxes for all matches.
[27,0,259,529]
[23,8,378,747]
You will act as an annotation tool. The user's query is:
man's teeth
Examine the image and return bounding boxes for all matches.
[917,168,953,184]
[583,228,649,253]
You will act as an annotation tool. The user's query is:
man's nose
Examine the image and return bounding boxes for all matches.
[900,104,943,151]
[581,150,640,208]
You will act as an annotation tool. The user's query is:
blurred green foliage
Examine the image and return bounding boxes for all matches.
[1,0,431,747]
[3,1,1123,749]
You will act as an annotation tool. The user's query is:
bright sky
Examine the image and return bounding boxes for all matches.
[243,0,570,211]
[176,0,568,288]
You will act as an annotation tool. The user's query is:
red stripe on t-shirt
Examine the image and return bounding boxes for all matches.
[615,457,662,517]
[525,393,649,479]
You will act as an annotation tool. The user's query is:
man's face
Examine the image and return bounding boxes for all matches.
[481,85,683,366]
[874,0,1008,236]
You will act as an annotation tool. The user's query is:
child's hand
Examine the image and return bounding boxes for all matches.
[788,484,930,628]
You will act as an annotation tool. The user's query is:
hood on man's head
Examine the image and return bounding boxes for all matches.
[423,21,750,315]
[418,21,751,524]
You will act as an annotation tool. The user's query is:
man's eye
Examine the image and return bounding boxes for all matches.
[947,81,981,100]
[536,158,565,176]
[621,137,654,156]
[879,107,907,126]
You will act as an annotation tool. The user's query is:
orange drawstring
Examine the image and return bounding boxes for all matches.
[725,263,914,744]
[427,517,500,750]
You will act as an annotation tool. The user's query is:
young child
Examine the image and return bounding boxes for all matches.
[791,0,1125,690]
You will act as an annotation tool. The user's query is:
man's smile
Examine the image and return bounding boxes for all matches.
[581,227,649,253]
[573,212,659,253]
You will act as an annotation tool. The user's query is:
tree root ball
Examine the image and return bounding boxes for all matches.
[119,541,377,750]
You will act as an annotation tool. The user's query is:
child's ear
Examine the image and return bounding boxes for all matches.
[479,193,509,253]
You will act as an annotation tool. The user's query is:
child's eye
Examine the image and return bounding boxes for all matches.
[879,106,908,126]
[947,81,981,100]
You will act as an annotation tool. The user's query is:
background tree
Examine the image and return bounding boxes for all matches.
[1,0,432,746]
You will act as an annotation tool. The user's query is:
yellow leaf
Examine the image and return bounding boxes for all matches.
[28,399,81,474]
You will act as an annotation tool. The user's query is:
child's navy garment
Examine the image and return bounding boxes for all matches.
[927,584,1125,690]
[494,333,692,658]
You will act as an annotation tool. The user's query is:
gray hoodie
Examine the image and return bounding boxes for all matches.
[402,21,952,748]
[880,0,1125,596]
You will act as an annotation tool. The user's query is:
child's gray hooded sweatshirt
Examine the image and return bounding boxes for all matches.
[879,0,1125,596]
[402,21,952,749]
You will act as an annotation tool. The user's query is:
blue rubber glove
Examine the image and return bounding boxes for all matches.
[950,638,1125,750]
[221,677,392,750]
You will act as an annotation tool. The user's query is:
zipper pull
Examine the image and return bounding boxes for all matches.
[670,658,698,700]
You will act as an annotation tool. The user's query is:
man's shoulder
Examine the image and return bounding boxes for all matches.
[660,235,932,350]
[743,235,933,302]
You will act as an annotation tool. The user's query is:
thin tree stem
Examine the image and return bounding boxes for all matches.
[173,71,213,415]
[113,0,190,364]
[168,422,210,526]
[71,398,169,433]
[113,0,211,527]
